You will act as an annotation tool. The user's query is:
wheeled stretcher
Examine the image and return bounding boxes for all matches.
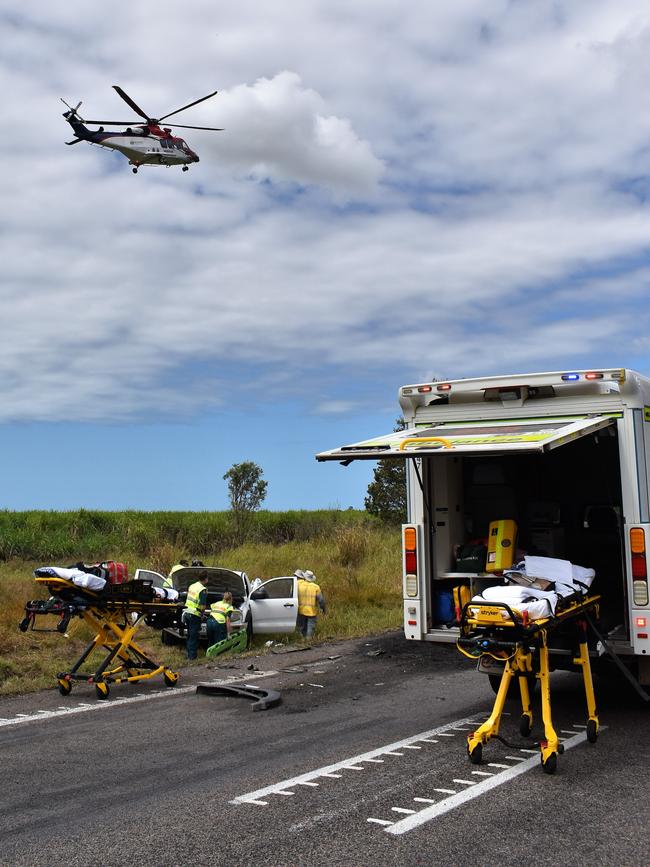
[20,574,181,700]
[457,593,601,774]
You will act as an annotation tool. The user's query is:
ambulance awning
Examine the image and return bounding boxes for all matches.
[316,414,619,462]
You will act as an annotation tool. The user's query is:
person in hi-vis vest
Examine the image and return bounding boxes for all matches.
[296,570,327,638]
[208,591,235,646]
[183,570,209,659]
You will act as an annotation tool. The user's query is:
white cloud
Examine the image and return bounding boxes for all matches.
[207,72,384,194]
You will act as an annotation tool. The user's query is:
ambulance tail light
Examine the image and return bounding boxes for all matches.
[404,526,418,597]
[630,528,649,605]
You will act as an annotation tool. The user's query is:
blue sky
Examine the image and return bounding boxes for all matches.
[2,1,650,510]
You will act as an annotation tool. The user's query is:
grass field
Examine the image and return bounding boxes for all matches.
[0,523,402,696]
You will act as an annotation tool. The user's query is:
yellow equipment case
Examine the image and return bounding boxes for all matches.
[486,519,517,572]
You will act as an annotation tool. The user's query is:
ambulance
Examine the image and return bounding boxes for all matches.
[317,368,650,687]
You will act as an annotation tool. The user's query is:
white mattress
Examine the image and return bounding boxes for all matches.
[471,584,559,620]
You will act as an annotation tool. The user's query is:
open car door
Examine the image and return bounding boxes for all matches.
[248,576,298,634]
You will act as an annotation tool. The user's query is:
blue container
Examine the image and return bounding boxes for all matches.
[434,589,455,624]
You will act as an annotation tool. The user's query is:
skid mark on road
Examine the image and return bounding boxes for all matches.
[0,671,277,729]
[230,713,486,806]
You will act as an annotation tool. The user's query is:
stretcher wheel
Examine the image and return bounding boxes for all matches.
[519,714,532,737]
[95,682,110,700]
[163,671,179,687]
[586,719,598,744]
[467,743,482,764]
[541,752,557,775]
[58,679,72,696]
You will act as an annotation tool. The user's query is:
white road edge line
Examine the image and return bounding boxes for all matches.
[0,671,278,729]
[386,729,604,836]
[230,713,486,805]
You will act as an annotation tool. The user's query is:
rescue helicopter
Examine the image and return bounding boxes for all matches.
[61,85,222,173]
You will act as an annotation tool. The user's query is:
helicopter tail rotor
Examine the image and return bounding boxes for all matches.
[60,98,83,119]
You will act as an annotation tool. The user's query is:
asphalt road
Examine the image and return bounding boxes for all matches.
[0,631,648,867]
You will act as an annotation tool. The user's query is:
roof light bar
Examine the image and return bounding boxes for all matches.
[417,385,432,393]
[437,383,452,391]
[561,373,580,381]
[585,372,604,380]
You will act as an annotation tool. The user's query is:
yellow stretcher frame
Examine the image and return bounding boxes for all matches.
[27,576,180,700]
[457,594,600,774]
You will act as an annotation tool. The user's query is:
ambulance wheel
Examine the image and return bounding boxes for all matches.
[163,671,179,687]
[467,744,482,765]
[519,714,532,737]
[58,679,72,696]
[132,167,138,174]
[95,682,110,700]
[541,752,557,775]
[18,617,30,632]
[586,719,598,744]
[182,165,189,172]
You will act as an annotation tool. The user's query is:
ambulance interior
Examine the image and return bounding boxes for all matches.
[428,425,627,634]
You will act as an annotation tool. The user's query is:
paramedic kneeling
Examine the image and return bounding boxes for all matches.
[184,571,209,660]
[208,591,234,646]
[297,570,327,639]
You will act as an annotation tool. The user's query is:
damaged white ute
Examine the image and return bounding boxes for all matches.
[133,565,298,645]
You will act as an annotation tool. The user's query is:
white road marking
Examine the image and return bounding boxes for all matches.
[392,807,416,815]
[413,798,436,804]
[453,779,476,786]
[385,729,603,836]
[402,745,422,750]
[320,773,342,779]
[363,758,384,763]
[0,671,278,730]
[296,781,319,787]
[247,799,268,806]
[437,733,455,737]
[560,729,580,735]
[230,713,485,806]
[275,791,295,797]
[433,788,457,795]
[504,755,527,762]
[471,771,494,777]
[419,739,439,744]
[385,751,405,756]
[367,818,393,827]
[344,765,365,770]
[488,763,512,769]
[519,748,538,754]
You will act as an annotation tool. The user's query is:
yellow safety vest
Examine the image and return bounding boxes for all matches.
[298,579,321,617]
[210,600,234,623]
[185,581,206,616]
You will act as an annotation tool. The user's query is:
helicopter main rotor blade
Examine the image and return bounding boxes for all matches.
[158,89,219,121]
[112,85,150,121]
[162,122,224,131]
